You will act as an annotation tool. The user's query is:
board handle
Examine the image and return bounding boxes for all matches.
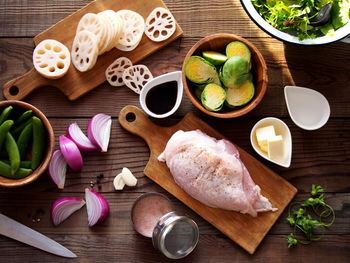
[119,105,166,146]
[3,68,50,100]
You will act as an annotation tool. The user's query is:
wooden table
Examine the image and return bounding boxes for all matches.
[0,0,349,262]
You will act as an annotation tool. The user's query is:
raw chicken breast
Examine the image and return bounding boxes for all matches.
[158,130,277,217]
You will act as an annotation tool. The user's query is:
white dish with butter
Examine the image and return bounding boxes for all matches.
[250,117,292,168]
[284,86,330,130]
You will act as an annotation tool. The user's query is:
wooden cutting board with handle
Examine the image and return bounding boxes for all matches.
[119,105,297,254]
[2,0,183,101]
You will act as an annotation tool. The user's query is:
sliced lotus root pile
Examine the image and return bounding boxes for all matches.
[97,10,124,54]
[71,30,99,72]
[122,65,153,94]
[71,8,177,72]
[145,7,176,42]
[105,57,133,87]
[33,39,71,79]
[115,10,145,52]
[72,10,124,71]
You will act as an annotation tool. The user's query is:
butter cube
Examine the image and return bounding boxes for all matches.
[268,135,284,163]
[255,126,276,152]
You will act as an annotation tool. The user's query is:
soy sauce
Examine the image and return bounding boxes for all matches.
[145,81,178,115]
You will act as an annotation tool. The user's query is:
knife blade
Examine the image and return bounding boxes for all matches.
[0,213,77,258]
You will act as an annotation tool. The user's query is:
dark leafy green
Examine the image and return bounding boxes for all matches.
[252,0,350,40]
[286,184,335,247]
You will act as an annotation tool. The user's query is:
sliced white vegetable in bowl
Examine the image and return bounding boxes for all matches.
[250,117,292,168]
[145,7,176,42]
[33,39,71,79]
[71,30,99,72]
[284,86,330,130]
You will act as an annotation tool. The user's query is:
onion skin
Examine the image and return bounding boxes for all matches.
[66,123,97,152]
[87,114,112,152]
[48,150,67,189]
[85,188,110,227]
[51,197,85,226]
[59,135,83,171]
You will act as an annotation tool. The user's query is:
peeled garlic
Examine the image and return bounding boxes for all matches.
[113,167,137,190]
[121,167,138,187]
[113,173,125,190]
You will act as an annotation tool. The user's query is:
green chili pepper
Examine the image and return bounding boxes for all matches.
[5,132,20,175]
[11,118,32,138]
[0,160,12,177]
[14,168,32,179]
[0,120,14,151]
[31,117,45,170]
[0,106,13,125]
[0,161,32,179]
[15,110,33,125]
[17,122,33,159]
[19,160,32,169]
[1,160,32,169]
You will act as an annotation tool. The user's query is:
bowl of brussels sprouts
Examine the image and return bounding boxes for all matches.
[182,33,268,118]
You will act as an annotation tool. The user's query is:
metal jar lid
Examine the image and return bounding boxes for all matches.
[152,211,199,259]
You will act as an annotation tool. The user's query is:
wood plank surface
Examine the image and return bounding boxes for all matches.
[0,0,349,262]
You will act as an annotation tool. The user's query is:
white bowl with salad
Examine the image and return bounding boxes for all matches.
[241,0,350,45]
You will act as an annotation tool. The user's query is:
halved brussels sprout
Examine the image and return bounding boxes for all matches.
[184,56,221,85]
[201,83,226,111]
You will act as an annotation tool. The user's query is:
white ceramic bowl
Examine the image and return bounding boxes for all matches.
[250,117,292,167]
[284,86,330,130]
[240,0,350,45]
[139,71,183,118]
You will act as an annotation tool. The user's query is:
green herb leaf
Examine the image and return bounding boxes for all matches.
[285,184,335,248]
[287,233,298,248]
[311,184,324,196]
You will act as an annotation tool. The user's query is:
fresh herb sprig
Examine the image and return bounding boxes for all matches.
[286,184,335,248]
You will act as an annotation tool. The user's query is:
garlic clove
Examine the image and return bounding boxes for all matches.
[113,173,125,190]
[121,167,137,186]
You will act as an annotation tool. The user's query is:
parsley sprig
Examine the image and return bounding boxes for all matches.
[286,184,335,248]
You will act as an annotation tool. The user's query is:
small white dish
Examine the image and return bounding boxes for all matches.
[284,86,330,130]
[250,117,292,168]
[140,71,183,118]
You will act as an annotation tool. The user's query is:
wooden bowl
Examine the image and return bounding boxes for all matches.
[0,100,55,188]
[182,33,268,118]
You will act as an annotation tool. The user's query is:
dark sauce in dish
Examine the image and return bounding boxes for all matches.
[145,81,178,115]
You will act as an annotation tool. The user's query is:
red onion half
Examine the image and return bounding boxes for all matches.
[85,188,110,227]
[51,197,85,226]
[66,123,97,152]
[59,135,83,171]
[87,114,112,152]
[48,150,67,189]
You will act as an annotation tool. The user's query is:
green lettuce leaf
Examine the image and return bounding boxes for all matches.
[332,0,350,29]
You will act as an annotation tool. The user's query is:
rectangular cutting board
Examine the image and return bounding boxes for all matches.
[2,0,183,101]
[119,105,297,254]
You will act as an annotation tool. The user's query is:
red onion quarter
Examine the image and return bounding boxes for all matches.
[51,197,85,226]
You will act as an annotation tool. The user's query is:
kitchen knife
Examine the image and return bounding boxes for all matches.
[0,213,77,258]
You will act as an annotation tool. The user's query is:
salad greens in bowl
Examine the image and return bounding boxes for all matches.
[241,0,350,45]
